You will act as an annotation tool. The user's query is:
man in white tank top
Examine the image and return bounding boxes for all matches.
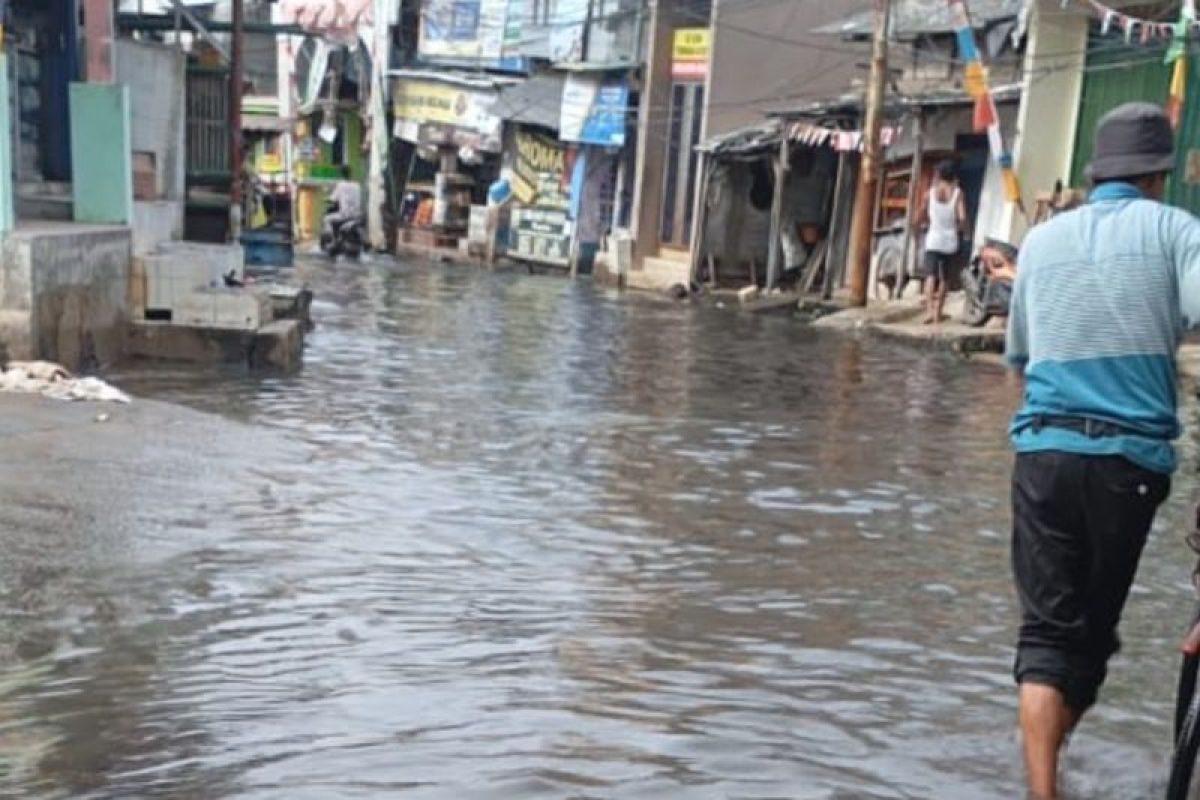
[917,161,967,324]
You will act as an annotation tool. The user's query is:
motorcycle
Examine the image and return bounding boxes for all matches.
[959,251,1013,328]
[319,203,365,260]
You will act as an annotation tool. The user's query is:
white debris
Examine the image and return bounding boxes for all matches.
[42,378,132,404]
[7,361,71,382]
[0,361,132,404]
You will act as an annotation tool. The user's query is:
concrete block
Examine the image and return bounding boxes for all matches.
[173,288,270,331]
[267,287,313,325]
[1,224,131,370]
[142,243,245,315]
[132,200,183,255]
[129,318,307,370]
[627,254,691,292]
[130,256,147,318]
[155,241,244,280]
[250,320,304,371]
[127,321,252,363]
[737,285,760,304]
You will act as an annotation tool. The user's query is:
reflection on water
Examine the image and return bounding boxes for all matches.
[1,257,1198,799]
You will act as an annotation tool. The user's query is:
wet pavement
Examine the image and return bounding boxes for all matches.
[2,256,1199,799]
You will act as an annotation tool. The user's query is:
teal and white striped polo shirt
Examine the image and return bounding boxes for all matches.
[1006,182,1200,474]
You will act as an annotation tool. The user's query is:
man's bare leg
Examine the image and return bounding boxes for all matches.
[934,277,949,323]
[1019,682,1082,799]
[923,276,937,323]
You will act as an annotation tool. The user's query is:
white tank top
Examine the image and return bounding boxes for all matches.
[926,187,960,255]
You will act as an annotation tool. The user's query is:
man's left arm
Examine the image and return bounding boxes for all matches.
[1005,251,1031,371]
[1170,210,1200,329]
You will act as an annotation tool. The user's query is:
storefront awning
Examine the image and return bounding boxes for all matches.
[494,73,567,132]
[243,115,294,133]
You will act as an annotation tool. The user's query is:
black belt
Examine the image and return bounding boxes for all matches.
[1028,415,1141,438]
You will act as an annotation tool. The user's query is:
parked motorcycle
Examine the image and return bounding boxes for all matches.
[960,239,1016,327]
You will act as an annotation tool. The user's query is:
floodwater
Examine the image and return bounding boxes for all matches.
[2,257,1199,799]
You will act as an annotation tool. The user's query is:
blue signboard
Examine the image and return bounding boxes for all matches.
[560,75,629,147]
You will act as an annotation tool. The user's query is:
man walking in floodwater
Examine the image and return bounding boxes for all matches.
[1006,102,1200,798]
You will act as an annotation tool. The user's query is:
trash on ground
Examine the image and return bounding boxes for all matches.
[0,362,132,404]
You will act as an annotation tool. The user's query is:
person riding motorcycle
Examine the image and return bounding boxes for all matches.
[320,166,364,258]
[323,166,362,240]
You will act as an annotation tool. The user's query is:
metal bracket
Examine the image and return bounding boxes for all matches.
[166,0,230,64]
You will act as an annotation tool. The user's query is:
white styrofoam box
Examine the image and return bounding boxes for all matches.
[468,205,489,245]
[143,242,249,315]
[155,242,245,282]
[174,288,271,331]
[143,254,212,313]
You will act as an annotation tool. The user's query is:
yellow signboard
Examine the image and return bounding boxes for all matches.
[393,80,471,127]
[672,28,710,80]
[392,78,500,141]
[672,28,711,62]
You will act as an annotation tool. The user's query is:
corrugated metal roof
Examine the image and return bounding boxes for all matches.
[814,0,1024,38]
[493,73,568,130]
[697,120,782,155]
[769,83,1022,119]
[388,69,520,90]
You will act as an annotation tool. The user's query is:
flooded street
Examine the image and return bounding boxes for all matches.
[3,257,1199,799]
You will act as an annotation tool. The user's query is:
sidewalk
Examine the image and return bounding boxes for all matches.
[0,394,302,550]
[813,292,1006,355]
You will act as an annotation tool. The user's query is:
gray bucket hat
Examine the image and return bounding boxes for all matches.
[1085,102,1176,182]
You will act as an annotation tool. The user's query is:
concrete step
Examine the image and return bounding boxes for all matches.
[16,195,73,222]
[628,254,692,292]
[654,247,692,264]
[17,181,72,199]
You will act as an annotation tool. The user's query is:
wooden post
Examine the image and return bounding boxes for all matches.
[690,152,711,286]
[822,152,851,300]
[845,0,890,306]
[899,108,924,299]
[764,136,789,289]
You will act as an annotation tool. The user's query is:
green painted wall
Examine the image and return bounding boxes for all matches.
[70,83,133,225]
[344,112,364,182]
[1168,57,1200,215]
[0,51,13,234]
[1068,41,1200,216]
[1070,42,1170,189]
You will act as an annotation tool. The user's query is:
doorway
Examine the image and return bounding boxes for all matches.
[660,81,704,249]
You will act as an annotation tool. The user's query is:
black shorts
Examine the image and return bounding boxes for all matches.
[1012,451,1170,711]
[920,250,954,281]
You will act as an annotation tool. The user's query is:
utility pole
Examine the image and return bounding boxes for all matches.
[230,0,245,241]
[846,0,890,307]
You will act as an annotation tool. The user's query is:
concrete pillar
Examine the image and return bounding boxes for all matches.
[83,0,115,83]
[629,0,674,270]
[273,6,299,241]
[1005,0,1087,243]
[70,83,133,225]
[366,0,391,251]
[0,49,13,235]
